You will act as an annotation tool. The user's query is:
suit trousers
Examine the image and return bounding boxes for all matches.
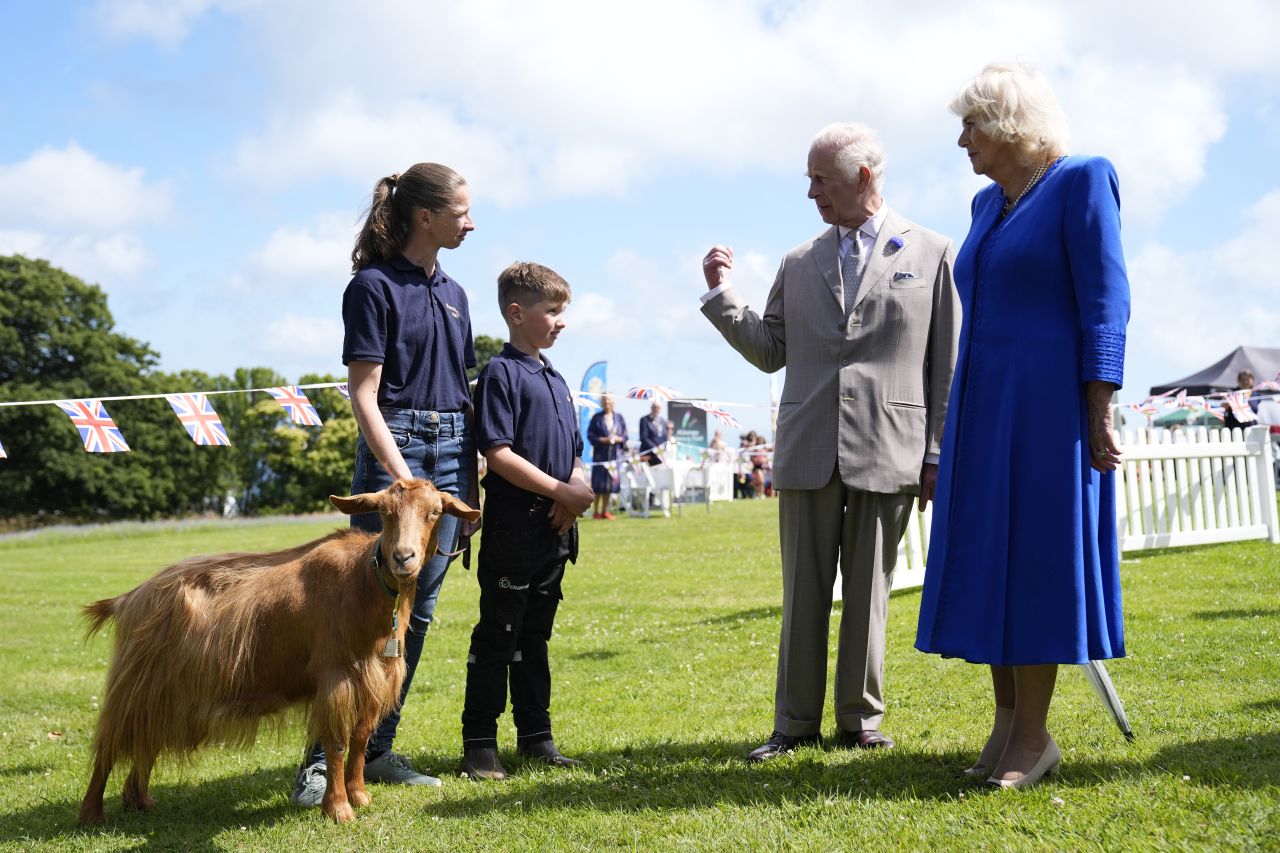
[774,470,913,736]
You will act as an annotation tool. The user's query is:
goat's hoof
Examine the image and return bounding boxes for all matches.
[78,806,106,826]
[350,788,372,808]
[325,802,356,824]
[123,793,157,811]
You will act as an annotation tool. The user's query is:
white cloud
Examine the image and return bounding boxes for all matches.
[257,313,344,360]
[1126,188,1280,389]
[248,214,359,284]
[0,143,171,231]
[92,0,259,48]
[0,229,152,280]
[1057,57,1226,224]
[217,0,1272,229]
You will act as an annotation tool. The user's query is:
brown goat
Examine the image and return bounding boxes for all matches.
[78,479,480,825]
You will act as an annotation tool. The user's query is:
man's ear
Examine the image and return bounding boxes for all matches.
[505,302,523,326]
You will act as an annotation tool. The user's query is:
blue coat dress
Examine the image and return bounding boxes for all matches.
[915,156,1130,666]
[587,412,627,494]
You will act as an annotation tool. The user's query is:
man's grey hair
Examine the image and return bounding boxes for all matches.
[950,62,1070,165]
[810,122,886,191]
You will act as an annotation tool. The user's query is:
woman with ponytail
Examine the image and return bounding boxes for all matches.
[292,163,477,806]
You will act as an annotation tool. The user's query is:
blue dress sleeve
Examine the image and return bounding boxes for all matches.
[1064,157,1130,387]
[587,413,606,450]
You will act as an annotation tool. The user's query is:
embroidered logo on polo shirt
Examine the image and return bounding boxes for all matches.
[444,302,461,319]
[498,577,530,590]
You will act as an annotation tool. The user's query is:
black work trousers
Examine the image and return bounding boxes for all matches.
[462,492,575,748]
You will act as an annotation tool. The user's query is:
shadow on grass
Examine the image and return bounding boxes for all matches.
[424,731,1280,818]
[0,762,51,778]
[425,738,994,817]
[570,649,621,662]
[1191,606,1280,621]
[0,764,296,851]
[1149,731,1280,787]
[695,607,780,626]
[1241,697,1280,712]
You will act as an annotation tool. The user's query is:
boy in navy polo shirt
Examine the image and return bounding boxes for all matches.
[462,262,594,780]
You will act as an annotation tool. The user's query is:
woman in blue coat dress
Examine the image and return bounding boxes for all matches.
[587,393,627,519]
[915,63,1130,789]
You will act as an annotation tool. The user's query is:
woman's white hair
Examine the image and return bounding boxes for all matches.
[810,122,886,191]
[950,62,1070,165]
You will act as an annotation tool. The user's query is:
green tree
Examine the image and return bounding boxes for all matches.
[0,255,224,522]
[470,334,505,381]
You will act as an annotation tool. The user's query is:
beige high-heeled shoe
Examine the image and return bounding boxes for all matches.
[987,737,1061,790]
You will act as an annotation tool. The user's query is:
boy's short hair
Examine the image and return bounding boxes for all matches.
[497,262,572,311]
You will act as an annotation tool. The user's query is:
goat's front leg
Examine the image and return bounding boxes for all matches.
[320,736,355,824]
[345,717,374,809]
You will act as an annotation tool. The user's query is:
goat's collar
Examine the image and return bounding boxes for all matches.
[369,538,400,600]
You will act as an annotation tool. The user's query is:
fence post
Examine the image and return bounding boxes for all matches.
[1248,427,1280,544]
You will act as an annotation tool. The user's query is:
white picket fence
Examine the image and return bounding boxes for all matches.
[889,426,1280,593]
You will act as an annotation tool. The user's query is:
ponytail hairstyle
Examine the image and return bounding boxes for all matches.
[350,162,466,272]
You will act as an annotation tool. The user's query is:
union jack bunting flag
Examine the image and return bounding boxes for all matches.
[0,436,7,459]
[165,393,231,446]
[55,399,131,453]
[265,386,323,426]
[572,393,601,412]
[625,385,682,401]
[336,383,350,399]
[1226,391,1258,423]
[691,400,742,429]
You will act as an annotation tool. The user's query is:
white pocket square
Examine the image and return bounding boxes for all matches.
[892,271,919,281]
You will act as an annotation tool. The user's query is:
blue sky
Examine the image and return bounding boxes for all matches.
[4,0,1279,434]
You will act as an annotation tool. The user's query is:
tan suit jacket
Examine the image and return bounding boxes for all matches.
[702,208,959,493]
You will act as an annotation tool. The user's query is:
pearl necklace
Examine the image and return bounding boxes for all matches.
[1002,159,1054,215]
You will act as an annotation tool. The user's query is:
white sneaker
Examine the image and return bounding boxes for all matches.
[363,751,442,787]
[289,761,327,807]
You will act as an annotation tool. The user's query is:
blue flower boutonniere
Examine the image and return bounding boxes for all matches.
[884,235,905,256]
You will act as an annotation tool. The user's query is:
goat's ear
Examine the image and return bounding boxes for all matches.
[330,492,382,515]
[441,493,481,522]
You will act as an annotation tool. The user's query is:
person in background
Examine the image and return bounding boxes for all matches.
[1223,370,1257,431]
[293,162,477,807]
[587,394,627,519]
[915,62,1131,790]
[639,400,669,465]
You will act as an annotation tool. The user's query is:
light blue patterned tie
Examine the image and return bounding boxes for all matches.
[842,230,864,318]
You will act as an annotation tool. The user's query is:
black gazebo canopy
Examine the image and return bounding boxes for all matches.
[1149,346,1280,396]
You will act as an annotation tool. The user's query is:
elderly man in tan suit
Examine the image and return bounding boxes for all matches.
[701,123,959,760]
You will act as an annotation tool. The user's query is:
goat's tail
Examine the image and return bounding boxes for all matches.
[82,597,118,640]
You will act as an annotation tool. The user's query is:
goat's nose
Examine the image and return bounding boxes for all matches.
[393,549,416,567]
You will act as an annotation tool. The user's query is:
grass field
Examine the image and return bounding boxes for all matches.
[1,499,1278,851]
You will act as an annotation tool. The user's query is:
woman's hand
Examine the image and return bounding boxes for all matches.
[1086,380,1121,472]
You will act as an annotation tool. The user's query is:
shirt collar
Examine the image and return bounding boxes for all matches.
[390,253,448,284]
[501,342,553,375]
[837,202,889,244]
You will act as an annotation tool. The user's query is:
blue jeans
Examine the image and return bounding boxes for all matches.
[306,408,471,764]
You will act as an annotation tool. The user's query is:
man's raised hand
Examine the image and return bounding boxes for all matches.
[702,245,734,289]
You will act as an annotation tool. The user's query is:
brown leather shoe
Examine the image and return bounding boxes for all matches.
[518,739,582,768]
[746,731,822,762]
[837,729,895,749]
[463,746,508,780]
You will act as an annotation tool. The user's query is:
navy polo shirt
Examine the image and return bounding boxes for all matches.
[341,255,476,412]
[474,343,582,499]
